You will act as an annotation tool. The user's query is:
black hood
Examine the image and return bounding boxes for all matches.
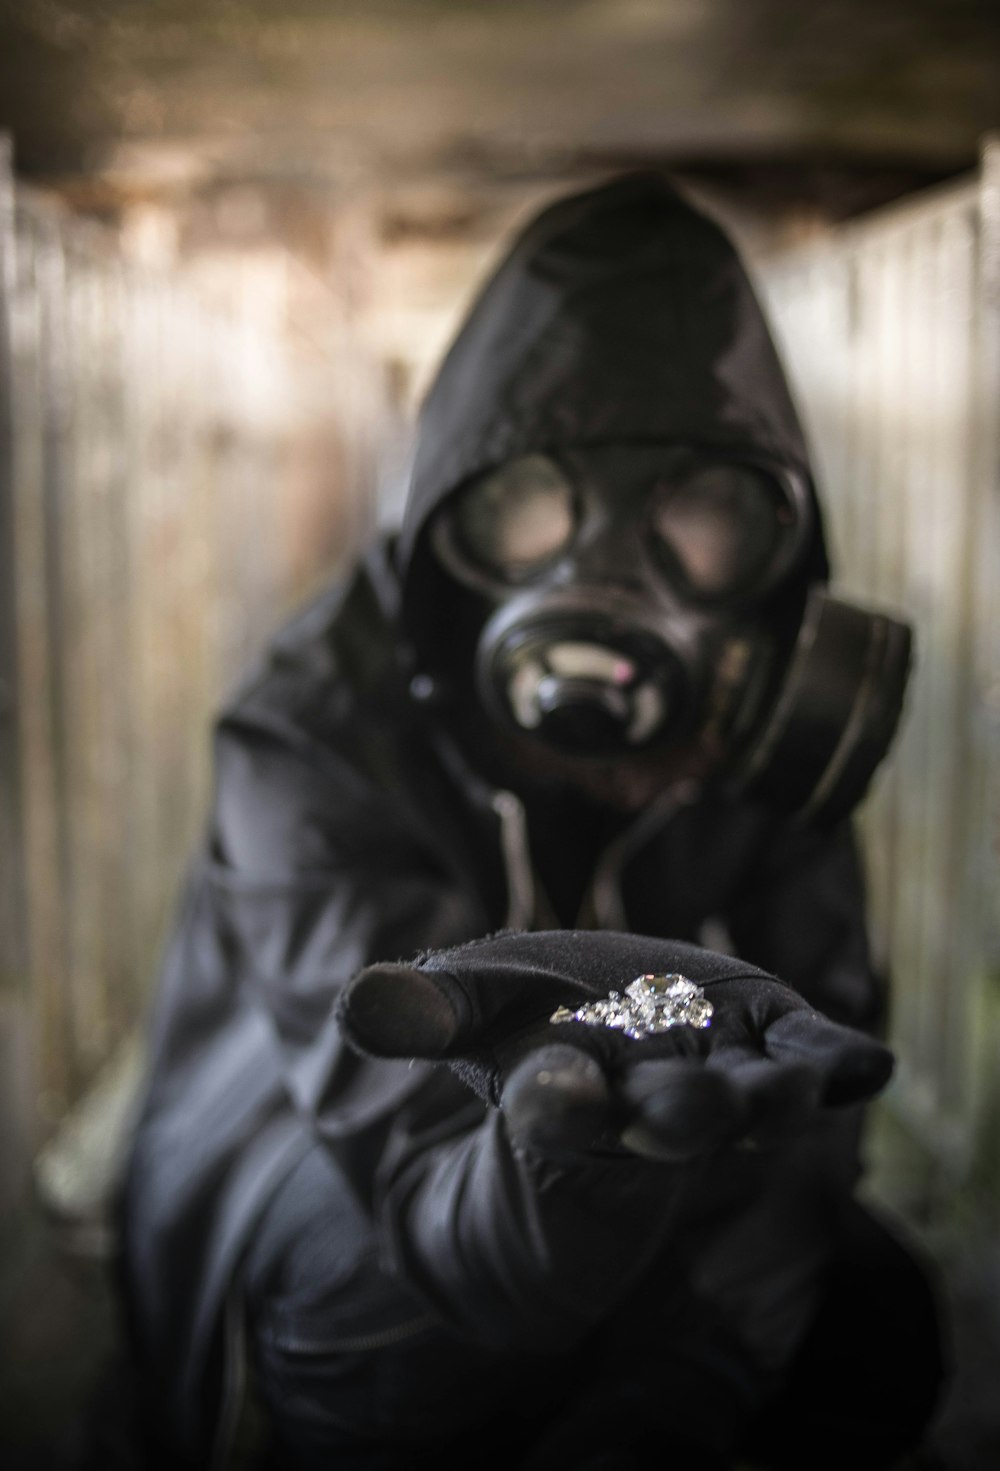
[398,171,827,590]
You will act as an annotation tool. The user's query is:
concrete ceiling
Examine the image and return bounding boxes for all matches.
[4,0,998,411]
[2,0,998,198]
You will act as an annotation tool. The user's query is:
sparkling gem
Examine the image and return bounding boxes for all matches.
[550,972,712,1036]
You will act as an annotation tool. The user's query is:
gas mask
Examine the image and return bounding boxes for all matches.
[426,446,912,826]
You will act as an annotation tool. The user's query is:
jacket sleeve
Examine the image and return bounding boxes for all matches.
[725,817,885,1035]
[207,715,692,1350]
[208,718,873,1387]
[356,1072,686,1351]
[206,710,491,1134]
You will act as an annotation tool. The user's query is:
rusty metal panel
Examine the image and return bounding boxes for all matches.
[757,149,1000,1185]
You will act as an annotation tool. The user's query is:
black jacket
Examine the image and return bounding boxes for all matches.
[121,175,883,1466]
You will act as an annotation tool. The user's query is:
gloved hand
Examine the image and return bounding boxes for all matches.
[338,930,893,1160]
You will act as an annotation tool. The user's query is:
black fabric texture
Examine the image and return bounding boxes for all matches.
[116,174,939,1469]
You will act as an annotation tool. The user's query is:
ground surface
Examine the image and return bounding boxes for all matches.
[2,1202,1000,1469]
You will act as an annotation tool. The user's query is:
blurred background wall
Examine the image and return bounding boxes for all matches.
[0,1,998,1462]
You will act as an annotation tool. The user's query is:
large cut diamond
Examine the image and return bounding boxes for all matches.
[550,973,713,1038]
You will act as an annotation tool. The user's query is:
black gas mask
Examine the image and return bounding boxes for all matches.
[425,445,912,826]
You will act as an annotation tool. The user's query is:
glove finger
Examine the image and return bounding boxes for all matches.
[338,963,468,1058]
[618,1058,744,1162]
[708,1045,822,1146]
[501,1043,613,1153]
[341,954,607,1059]
[764,1010,894,1106]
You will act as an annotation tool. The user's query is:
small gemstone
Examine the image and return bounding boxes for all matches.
[686,998,714,1028]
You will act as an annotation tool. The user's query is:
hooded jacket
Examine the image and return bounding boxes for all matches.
[400,172,826,585]
[121,175,884,1467]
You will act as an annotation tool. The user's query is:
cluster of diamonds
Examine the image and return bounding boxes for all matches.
[550,973,713,1039]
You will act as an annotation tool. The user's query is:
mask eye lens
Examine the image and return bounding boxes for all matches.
[452,455,575,579]
[651,464,792,597]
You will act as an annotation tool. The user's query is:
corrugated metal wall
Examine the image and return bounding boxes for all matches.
[0,145,383,1173]
[3,138,997,1221]
[757,144,1000,1199]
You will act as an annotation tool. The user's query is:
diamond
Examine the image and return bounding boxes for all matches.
[550,972,712,1037]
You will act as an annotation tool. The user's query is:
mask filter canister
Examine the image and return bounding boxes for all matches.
[732,587,913,824]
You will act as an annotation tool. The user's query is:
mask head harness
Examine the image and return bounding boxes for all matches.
[424,446,912,825]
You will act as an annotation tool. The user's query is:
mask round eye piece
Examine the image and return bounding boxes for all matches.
[650,463,793,599]
[451,455,576,580]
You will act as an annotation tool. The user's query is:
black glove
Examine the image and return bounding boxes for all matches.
[338,930,893,1160]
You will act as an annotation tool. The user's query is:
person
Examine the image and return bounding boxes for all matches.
[119,173,941,1470]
